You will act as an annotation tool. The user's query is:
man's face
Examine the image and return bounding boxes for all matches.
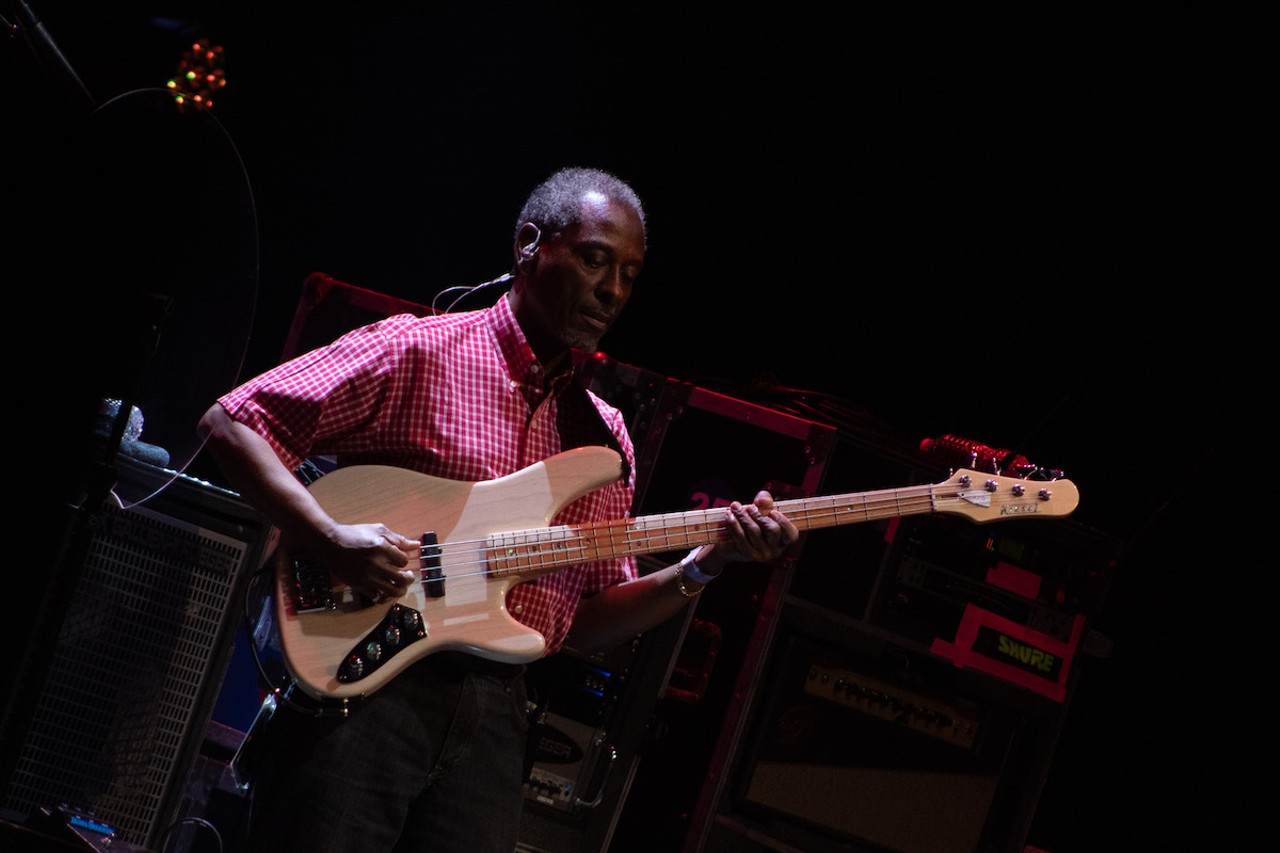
[517,192,645,357]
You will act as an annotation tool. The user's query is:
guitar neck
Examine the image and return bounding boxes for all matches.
[486,468,1075,580]
[487,482,939,578]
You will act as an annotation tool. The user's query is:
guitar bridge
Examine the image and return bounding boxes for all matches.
[337,603,428,683]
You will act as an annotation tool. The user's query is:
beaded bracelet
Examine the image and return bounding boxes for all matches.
[674,563,702,598]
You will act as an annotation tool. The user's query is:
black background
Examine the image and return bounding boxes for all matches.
[6,4,1261,851]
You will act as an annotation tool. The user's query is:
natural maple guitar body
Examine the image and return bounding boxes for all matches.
[274,446,1078,700]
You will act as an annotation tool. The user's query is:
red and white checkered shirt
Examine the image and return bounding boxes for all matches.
[218,294,638,654]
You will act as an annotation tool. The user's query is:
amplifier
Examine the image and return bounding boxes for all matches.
[523,648,635,814]
[1,459,270,850]
[802,660,982,750]
[784,423,1118,705]
[874,511,1117,702]
[524,713,613,813]
[516,617,677,853]
[730,626,1029,853]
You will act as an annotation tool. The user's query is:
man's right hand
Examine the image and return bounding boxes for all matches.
[302,522,419,601]
[200,405,419,602]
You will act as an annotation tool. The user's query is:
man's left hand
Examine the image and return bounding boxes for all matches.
[695,491,799,575]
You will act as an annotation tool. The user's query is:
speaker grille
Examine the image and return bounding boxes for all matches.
[4,497,257,846]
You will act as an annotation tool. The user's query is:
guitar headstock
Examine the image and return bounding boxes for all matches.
[933,469,1079,523]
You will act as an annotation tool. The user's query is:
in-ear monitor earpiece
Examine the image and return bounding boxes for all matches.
[521,224,542,258]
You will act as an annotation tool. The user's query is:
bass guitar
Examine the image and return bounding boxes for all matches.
[275,445,1078,700]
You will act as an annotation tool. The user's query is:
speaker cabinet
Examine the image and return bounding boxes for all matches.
[688,421,1118,853]
[718,621,1039,853]
[1,458,270,850]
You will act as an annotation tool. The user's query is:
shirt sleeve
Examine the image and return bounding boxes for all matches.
[217,320,399,470]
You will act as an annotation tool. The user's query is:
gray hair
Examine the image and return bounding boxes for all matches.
[516,167,647,246]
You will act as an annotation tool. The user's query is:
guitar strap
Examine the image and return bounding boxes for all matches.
[558,367,633,486]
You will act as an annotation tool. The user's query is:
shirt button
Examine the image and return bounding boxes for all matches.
[513,603,524,614]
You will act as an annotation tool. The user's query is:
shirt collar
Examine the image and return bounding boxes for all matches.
[486,292,575,391]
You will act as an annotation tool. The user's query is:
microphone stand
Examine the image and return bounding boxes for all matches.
[5,0,95,109]
[0,0,160,806]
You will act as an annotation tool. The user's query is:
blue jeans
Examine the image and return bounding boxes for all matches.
[241,653,530,853]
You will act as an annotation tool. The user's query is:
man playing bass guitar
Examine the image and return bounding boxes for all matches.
[198,167,798,853]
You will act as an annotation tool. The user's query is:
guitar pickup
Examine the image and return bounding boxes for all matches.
[421,532,445,598]
[290,556,336,612]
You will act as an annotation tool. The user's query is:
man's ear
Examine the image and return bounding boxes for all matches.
[515,221,542,272]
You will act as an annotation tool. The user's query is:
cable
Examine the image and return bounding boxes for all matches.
[431,271,513,314]
[158,816,224,853]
